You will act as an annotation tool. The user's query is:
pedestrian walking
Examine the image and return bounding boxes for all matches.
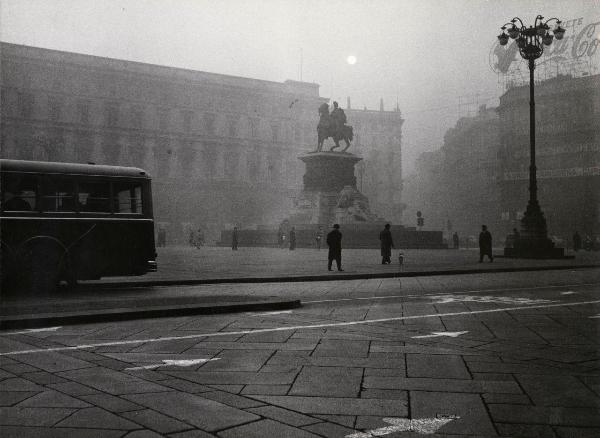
[573,231,581,252]
[452,232,459,249]
[326,224,343,271]
[315,226,324,250]
[232,226,239,251]
[379,223,394,264]
[289,226,296,250]
[478,225,493,262]
[157,227,166,247]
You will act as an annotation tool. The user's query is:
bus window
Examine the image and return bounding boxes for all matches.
[113,182,143,213]
[1,174,37,211]
[42,178,76,212]
[79,181,111,212]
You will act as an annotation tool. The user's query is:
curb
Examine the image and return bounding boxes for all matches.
[78,263,600,290]
[0,299,301,330]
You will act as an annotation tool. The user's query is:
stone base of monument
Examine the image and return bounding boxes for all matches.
[218,151,447,249]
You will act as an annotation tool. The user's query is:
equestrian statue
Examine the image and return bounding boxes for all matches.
[316,101,354,152]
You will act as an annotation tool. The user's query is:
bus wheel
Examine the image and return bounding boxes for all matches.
[18,241,65,295]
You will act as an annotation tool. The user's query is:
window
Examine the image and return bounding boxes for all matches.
[1,174,37,211]
[204,113,216,135]
[105,103,119,126]
[113,182,143,213]
[78,101,90,124]
[228,116,238,137]
[271,122,280,142]
[249,117,258,138]
[158,108,169,131]
[131,106,143,128]
[18,92,34,118]
[78,181,111,212]
[48,95,63,121]
[42,178,75,212]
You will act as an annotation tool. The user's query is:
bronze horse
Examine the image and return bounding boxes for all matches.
[316,103,353,152]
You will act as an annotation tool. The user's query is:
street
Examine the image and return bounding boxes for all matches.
[1,269,599,437]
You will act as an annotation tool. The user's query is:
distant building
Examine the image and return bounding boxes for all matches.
[347,100,404,223]
[0,43,405,241]
[497,74,600,239]
[404,73,600,242]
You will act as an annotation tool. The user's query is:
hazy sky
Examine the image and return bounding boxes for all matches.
[2,0,599,172]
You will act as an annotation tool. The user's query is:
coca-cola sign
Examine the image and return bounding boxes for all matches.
[490,17,600,74]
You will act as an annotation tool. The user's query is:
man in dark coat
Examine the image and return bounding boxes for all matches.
[453,232,459,249]
[232,226,239,251]
[573,231,581,252]
[326,224,343,271]
[289,226,296,250]
[479,225,493,262]
[379,223,394,264]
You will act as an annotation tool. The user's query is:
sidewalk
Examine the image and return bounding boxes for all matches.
[85,246,600,285]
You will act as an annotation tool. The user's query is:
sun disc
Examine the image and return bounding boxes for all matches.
[347,55,357,65]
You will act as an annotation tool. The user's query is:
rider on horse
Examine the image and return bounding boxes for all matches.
[330,101,346,138]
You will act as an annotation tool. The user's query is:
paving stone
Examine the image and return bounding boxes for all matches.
[54,406,140,430]
[80,393,144,412]
[0,377,44,392]
[354,415,392,430]
[218,418,320,438]
[0,426,125,437]
[496,422,557,437]
[57,367,169,395]
[268,351,404,369]
[554,426,600,437]
[577,376,600,397]
[315,414,356,428]
[159,378,213,393]
[241,384,290,395]
[363,376,521,394]
[12,351,95,373]
[21,371,68,385]
[0,362,41,374]
[209,384,244,393]
[516,375,600,408]
[200,349,274,372]
[312,340,370,358]
[169,430,216,438]
[240,330,293,343]
[122,408,193,434]
[200,390,265,408]
[47,381,101,396]
[290,366,362,397]
[472,372,516,381]
[124,392,260,432]
[360,388,408,400]
[252,395,408,416]
[407,354,470,379]
[410,391,497,436]
[363,367,405,377]
[165,370,297,385]
[17,390,91,408]
[247,405,320,427]
[302,421,357,437]
[483,392,532,404]
[0,368,16,380]
[123,431,165,438]
[0,391,38,407]
[488,404,600,427]
[0,406,75,426]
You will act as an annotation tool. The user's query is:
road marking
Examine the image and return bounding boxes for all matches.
[303,282,600,304]
[561,291,577,295]
[428,295,555,305]
[248,310,293,316]
[346,416,460,437]
[589,314,600,319]
[125,358,220,371]
[1,299,599,356]
[0,326,62,336]
[412,331,468,339]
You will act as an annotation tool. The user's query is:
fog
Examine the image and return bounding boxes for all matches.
[2,0,597,174]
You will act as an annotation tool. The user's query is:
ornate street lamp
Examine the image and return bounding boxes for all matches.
[497,15,566,258]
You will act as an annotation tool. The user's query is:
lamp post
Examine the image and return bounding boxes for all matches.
[497,15,566,258]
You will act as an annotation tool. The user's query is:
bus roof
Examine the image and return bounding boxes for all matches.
[0,159,150,178]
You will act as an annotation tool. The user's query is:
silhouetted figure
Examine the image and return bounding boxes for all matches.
[573,231,581,252]
[157,228,166,247]
[315,226,324,250]
[379,223,394,264]
[326,224,343,271]
[479,225,493,262]
[513,228,520,240]
[330,101,346,138]
[232,226,239,250]
[289,227,296,250]
[277,227,284,248]
[453,232,459,249]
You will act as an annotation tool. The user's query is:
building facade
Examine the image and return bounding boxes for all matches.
[497,74,600,240]
[1,43,405,242]
[403,73,599,244]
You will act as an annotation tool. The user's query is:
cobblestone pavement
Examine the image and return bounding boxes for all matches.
[1,270,599,437]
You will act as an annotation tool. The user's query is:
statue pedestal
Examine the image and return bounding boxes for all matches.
[300,151,362,192]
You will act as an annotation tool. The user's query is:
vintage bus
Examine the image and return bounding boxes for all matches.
[1,159,157,293]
